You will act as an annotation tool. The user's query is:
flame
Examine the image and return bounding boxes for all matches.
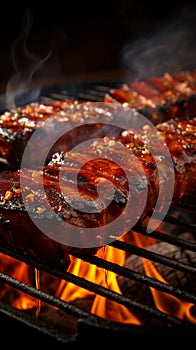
[0,253,38,311]
[56,243,140,325]
[143,260,196,324]
[90,247,140,324]
[131,230,196,325]
[0,230,195,326]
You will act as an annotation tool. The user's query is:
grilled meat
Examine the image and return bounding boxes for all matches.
[1,71,196,171]
[0,109,195,268]
[49,137,157,225]
[0,162,114,268]
[0,119,160,265]
[155,118,196,199]
[0,101,122,170]
[0,72,195,268]
[49,117,196,220]
[0,99,76,170]
[113,118,196,201]
[104,71,196,124]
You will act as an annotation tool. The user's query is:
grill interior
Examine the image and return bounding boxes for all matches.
[40,81,121,103]
[0,81,195,346]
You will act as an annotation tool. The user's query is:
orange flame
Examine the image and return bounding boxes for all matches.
[143,259,196,324]
[0,229,195,326]
[0,253,38,310]
[56,244,140,325]
[131,230,196,325]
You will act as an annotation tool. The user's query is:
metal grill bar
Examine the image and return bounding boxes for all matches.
[154,213,196,232]
[0,299,75,344]
[0,250,194,329]
[71,253,196,304]
[39,81,121,103]
[133,224,196,251]
[109,240,196,275]
[0,211,195,326]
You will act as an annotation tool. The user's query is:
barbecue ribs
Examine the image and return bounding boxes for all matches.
[0,71,195,269]
[0,71,196,170]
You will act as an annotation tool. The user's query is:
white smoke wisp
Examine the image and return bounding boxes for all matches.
[5,8,51,110]
[121,8,196,80]
[3,6,65,111]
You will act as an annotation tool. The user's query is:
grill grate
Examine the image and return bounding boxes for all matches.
[40,81,122,103]
[0,196,195,344]
[0,81,195,345]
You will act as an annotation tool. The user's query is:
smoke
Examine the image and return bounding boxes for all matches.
[121,5,196,79]
[3,7,66,110]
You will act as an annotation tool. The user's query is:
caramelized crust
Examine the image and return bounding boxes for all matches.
[49,117,196,214]
[0,73,195,268]
[0,116,195,268]
[0,101,120,169]
[105,71,196,124]
[0,163,109,268]
[111,118,196,201]
[0,99,79,169]
[1,71,196,171]
[156,118,196,198]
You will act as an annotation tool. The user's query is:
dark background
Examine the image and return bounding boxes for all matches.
[0,1,196,91]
